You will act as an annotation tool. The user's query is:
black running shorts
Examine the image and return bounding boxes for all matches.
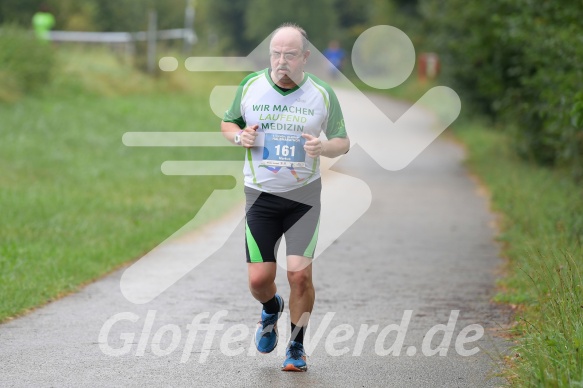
[244,179,321,263]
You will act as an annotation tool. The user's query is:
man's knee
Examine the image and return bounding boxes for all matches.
[287,268,313,290]
[249,274,271,291]
[248,263,276,291]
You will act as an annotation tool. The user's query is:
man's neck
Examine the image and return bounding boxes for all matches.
[271,70,304,89]
[275,84,291,92]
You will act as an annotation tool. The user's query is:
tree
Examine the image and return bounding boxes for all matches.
[0,0,41,26]
[243,0,338,52]
[419,0,583,176]
[204,0,255,55]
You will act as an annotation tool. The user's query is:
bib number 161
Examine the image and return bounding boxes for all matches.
[274,144,296,157]
[262,133,306,167]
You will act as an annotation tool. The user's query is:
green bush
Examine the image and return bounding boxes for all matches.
[420,0,583,179]
[0,24,55,99]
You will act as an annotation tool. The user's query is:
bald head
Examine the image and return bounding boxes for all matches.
[270,23,309,52]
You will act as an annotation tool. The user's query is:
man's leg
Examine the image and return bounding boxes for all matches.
[282,255,313,371]
[248,262,284,354]
[287,256,314,329]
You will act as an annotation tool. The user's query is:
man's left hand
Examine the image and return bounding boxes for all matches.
[302,133,324,158]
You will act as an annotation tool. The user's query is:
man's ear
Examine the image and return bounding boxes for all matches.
[303,50,311,63]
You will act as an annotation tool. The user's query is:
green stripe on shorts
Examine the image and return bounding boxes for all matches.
[246,220,263,263]
[303,218,320,258]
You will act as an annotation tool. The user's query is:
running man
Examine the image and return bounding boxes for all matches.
[221,23,349,371]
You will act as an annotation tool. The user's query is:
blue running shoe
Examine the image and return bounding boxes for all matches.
[254,294,284,354]
[282,341,307,372]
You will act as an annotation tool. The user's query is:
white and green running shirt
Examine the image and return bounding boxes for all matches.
[223,68,347,193]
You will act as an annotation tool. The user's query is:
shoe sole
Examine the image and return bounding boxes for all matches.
[281,364,307,372]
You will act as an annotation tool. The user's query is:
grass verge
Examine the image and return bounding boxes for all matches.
[451,121,583,387]
[0,47,247,322]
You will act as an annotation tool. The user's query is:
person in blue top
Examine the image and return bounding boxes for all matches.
[323,40,346,78]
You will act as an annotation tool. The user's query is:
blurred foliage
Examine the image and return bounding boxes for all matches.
[0,24,55,101]
[243,0,338,51]
[0,0,420,52]
[1,0,580,176]
[0,0,190,31]
[0,0,41,26]
[420,0,583,178]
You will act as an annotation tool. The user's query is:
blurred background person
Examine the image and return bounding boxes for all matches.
[323,39,345,78]
[32,3,55,42]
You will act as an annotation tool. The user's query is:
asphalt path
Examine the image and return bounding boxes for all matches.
[0,90,511,387]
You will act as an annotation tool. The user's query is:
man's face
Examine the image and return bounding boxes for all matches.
[269,28,310,86]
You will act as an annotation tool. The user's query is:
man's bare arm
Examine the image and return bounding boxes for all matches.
[321,137,350,158]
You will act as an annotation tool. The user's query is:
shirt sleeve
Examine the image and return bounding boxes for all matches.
[325,87,347,139]
[222,83,246,129]
[223,72,262,129]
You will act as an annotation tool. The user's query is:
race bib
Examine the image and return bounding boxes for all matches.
[262,133,306,167]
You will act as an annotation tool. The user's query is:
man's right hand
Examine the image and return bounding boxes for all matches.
[240,124,259,148]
